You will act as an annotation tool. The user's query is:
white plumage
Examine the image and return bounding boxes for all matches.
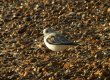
[43,28,79,51]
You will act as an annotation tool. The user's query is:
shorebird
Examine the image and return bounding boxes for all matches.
[43,27,81,51]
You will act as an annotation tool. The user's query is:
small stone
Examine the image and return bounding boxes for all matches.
[34,4,39,11]
[23,16,32,21]
[65,69,71,74]
[47,62,53,66]
[48,76,54,80]
[107,8,110,12]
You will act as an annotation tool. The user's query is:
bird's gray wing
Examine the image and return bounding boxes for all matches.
[47,34,78,45]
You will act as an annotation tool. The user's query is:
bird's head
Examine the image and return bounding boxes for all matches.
[43,27,55,36]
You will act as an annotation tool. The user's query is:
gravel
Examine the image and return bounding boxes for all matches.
[0,0,110,80]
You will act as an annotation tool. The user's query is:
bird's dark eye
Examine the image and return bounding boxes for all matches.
[45,30,48,33]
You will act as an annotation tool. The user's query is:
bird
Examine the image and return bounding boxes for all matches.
[43,27,81,51]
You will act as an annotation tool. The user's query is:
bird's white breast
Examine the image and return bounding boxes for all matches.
[44,37,68,51]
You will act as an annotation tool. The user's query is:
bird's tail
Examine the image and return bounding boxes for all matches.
[70,42,86,46]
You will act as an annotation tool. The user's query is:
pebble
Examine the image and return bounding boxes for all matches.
[107,8,110,12]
